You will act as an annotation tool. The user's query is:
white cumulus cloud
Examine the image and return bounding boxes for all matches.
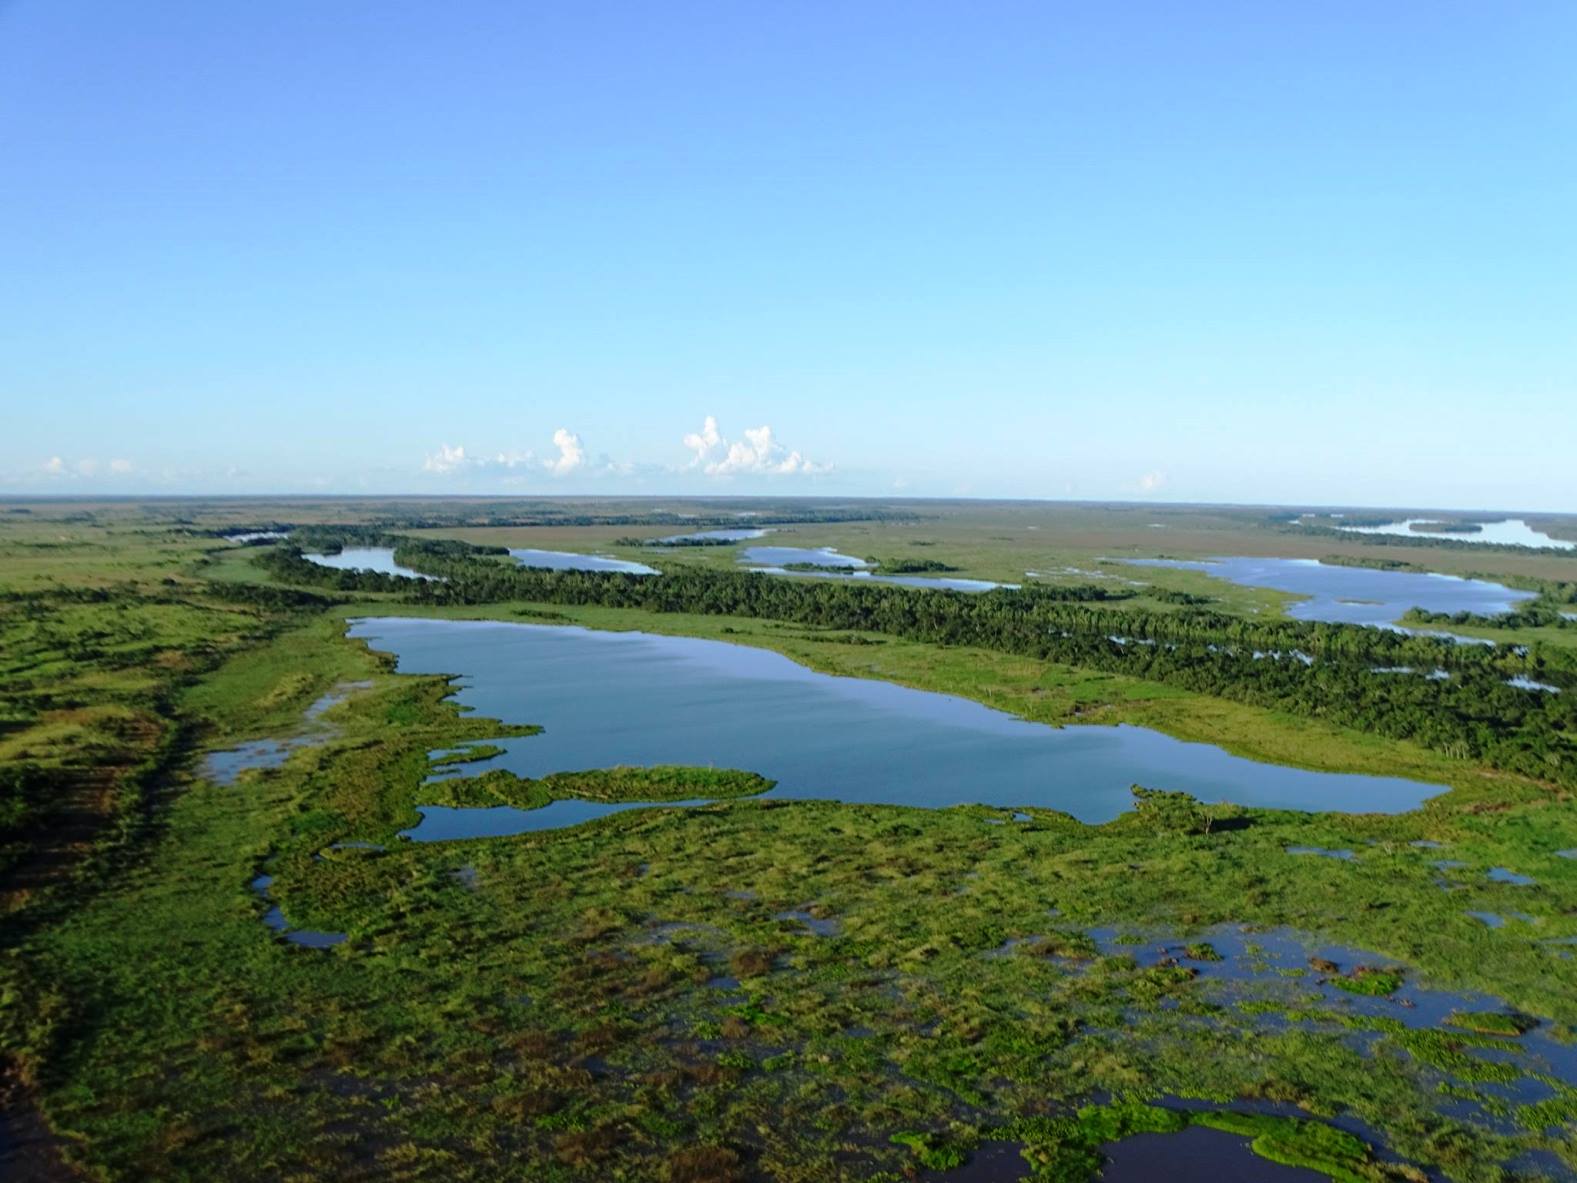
[42,456,65,475]
[1137,470,1168,493]
[682,416,825,477]
[109,458,133,475]
[423,429,623,480]
[548,428,586,476]
[423,443,471,474]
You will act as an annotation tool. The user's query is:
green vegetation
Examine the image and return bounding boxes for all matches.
[867,556,959,574]
[1447,1010,1537,1037]
[426,765,775,811]
[1411,521,1484,535]
[4,499,1577,1181]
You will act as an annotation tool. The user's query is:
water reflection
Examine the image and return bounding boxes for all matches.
[346,618,1446,841]
[302,547,433,580]
[508,548,657,575]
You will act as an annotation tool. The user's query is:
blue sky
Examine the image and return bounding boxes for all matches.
[2,2,1574,508]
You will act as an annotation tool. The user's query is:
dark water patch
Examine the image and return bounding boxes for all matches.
[508,548,656,575]
[1488,867,1536,886]
[777,910,839,937]
[400,799,717,841]
[1100,1123,1325,1182]
[251,874,345,948]
[351,619,1447,841]
[1286,845,1355,860]
[920,1140,1028,1180]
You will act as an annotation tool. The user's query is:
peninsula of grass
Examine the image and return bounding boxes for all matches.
[424,765,775,811]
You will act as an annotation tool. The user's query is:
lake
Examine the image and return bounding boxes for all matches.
[302,547,433,580]
[741,545,1016,592]
[509,548,657,574]
[344,618,1446,840]
[1124,557,1532,628]
[657,528,769,543]
[742,544,869,569]
[1310,516,1576,551]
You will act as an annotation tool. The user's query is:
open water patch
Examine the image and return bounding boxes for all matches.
[202,682,370,785]
[349,618,1447,841]
[1310,517,1577,550]
[251,874,346,948]
[741,546,1015,591]
[655,528,769,544]
[1122,557,1532,629]
[508,548,657,575]
[302,547,434,580]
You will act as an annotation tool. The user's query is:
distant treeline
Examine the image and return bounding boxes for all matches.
[225,508,920,536]
[618,535,739,548]
[258,537,1577,790]
[1320,555,1421,572]
[869,557,958,574]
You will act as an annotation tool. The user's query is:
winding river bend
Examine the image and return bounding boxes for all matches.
[346,618,1447,841]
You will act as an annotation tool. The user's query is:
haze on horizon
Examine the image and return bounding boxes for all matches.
[2,2,1573,509]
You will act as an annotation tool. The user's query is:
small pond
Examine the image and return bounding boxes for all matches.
[345,619,1446,840]
[508,548,657,575]
[741,545,1016,592]
[656,528,769,543]
[742,545,869,569]
[1123,557,1532,629]
[303,547,433,580]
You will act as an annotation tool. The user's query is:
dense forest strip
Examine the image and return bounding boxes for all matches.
[259,540,1577,791]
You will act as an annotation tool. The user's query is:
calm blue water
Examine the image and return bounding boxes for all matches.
[345,618,1445,840]
[740,545,1015,591]
[1311,517,1577,551]
[508,548,657,574]
[303,547,433,580]
[742,545,869,568]
[1124,557,1533,628]
[657,528,768,543]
